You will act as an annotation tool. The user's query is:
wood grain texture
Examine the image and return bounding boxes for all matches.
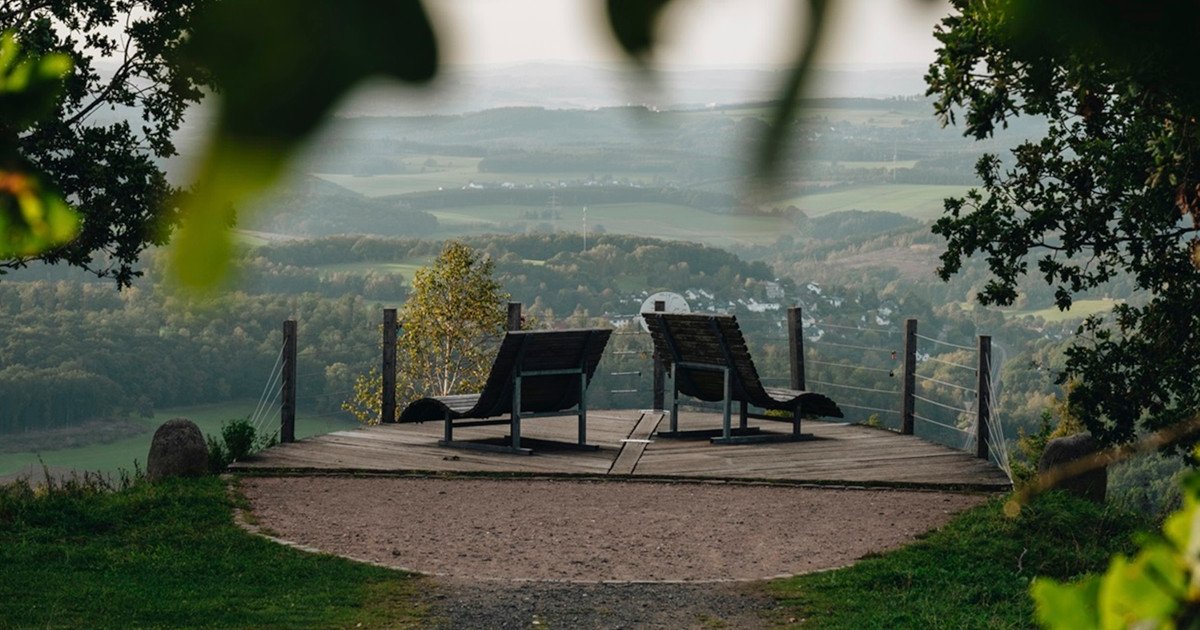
[235,411,1010,490]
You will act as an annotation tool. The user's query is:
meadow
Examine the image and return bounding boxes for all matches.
[420,202,794,246]
[314,258,431,279]
[314,165,655,198]
[1006,298,1123,323]
[0,402,357,479]
[778,184,975,220]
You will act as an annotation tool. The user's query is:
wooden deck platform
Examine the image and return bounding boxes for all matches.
[234,410,1011,491]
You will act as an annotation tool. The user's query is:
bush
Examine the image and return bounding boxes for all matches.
[221,418,256,461]
[206,418,278,473]
[206,434,229,474]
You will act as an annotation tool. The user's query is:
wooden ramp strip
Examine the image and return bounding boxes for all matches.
[608,412,664,475]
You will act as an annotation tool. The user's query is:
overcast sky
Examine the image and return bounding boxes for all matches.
[429,0,951,69]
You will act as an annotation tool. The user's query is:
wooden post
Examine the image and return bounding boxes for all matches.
[381,308,397,424]
[975,335,992,460]
[507,301,522,331]
[652,299,666,411]
[900,318,917,435]
[281,319,297,443]
[787,306,805,390]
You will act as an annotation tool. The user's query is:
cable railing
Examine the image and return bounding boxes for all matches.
[249,304,1011,480]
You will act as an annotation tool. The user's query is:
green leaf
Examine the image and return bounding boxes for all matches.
[756,0,830,185]
[605,0,675,64]
[173,0,438,287]
[0,32,73,133]
[1032,575,1102,630]
[0,168,80,257]
[1098,548,1186,628]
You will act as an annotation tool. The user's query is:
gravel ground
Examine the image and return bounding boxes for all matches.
[421,579,776,629]
[240,476,986,627]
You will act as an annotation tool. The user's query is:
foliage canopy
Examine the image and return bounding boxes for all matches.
[0,1,209,287]
[926,0,1200,446]
[344,241,508,424]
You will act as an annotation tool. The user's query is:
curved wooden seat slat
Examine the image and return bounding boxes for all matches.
[645,312,843,444]
[398,328,612,454]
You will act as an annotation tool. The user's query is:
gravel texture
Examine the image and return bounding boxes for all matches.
[241,476,987,627]
[420,579,776,629]
[240,477,984,583]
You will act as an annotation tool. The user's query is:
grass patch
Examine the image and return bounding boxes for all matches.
[314,167,651,197]
[770,492,1145,628]
[778,184,975,221]
[0,475,424,629]
[1005,298,1123,323]
[424,202,793,246]
[0,402,357,479]
[314,258,431,281]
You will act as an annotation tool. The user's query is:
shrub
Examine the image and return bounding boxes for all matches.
[206,434,230,474]
[221,418,256,462]
[206,418,276,473]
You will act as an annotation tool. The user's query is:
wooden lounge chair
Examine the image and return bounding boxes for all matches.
[398,328,612,454]
[643,312,843,444]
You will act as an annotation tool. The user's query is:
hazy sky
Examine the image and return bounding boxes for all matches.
[429,0,951,69]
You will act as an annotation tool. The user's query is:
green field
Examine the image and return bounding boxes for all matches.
[315,165,654,198]
[801,107,926,127]
[1006,298,1123,322]
[779,184,975,220]
[418,202,795,246]
[0,402,357,478]
[813,159,920,169]
[315,257,431,280]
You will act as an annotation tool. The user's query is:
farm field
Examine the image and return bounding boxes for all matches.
[1005,298,1123,322]
[314,258,431,280]
[0,402,357,479]
[812,159,920,169]
[423,202,794,246]
[314,167,656,198]
[780,184,974,220]
[800,106,926,127]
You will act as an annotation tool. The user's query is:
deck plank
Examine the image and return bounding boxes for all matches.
[233,411,1010,489]
[608,412,664,475]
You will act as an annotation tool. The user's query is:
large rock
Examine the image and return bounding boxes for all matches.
[1038,433,1106,503]
[146,418,208,481]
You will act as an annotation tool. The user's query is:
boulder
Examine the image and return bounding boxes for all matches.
[1038,433,1106,503]
[146,418,208,481]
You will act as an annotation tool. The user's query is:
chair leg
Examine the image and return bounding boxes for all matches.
[669,368,679,433]
[792,402,802,438]
[739,401,748,429]
[512,375,522,451]
[578,372,587,445]
[443,410,452,443]
[722,367,732,441]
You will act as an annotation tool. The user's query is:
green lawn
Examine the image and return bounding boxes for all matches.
[779,184,975,220]
[0,479,1141,629]
[0,476,423,628]
[770,492,1143,628]
[0,402,357,479]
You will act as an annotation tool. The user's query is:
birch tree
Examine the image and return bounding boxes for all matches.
[343,241,508,424]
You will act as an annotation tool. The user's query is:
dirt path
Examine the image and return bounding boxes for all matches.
[240,477,986,627]
[421,579,777,629]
